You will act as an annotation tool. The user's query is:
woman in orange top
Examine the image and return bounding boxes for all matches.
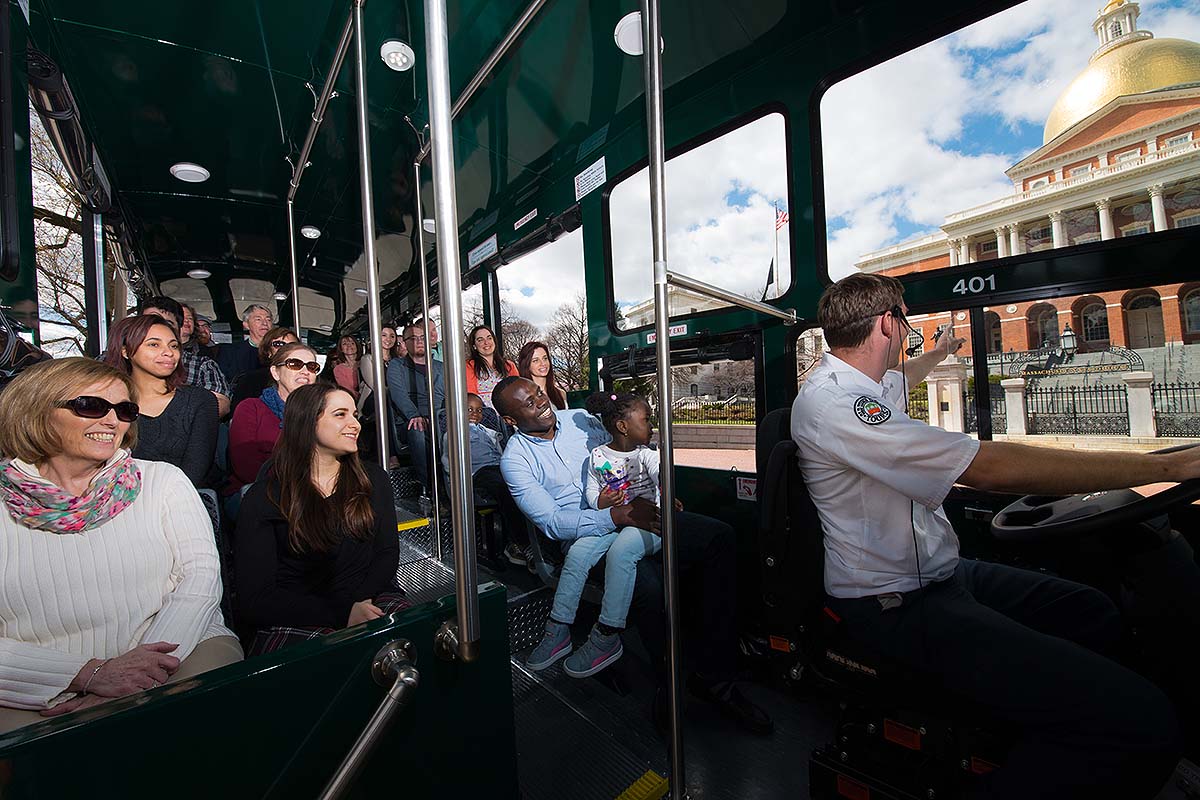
[464,325,517,410]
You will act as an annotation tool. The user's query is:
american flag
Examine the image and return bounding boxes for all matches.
[775,207,789,231]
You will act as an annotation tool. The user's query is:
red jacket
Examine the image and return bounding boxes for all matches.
[465,359,518,399]
[228,397,281,493]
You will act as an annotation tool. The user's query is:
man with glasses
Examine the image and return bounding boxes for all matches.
[792,273,1196,798]
[138,296,231,419]
[387,322,445,494]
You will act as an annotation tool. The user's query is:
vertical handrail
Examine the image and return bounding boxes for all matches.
[639,0,687,795]
[80,208,107,357]
[352,0,390,468]
[412,161,444,561]
[424,0,481,661]
[286,200,302,331]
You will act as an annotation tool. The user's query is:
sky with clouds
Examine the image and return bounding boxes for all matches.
[821,0,1200,278]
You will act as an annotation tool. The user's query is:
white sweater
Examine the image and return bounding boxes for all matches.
[0,459,232,710]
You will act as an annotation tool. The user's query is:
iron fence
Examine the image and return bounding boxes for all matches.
[669,396,756,426]
[1152,381,1200,438]
[907,386,929,423]
[963,385,1007,434]
[1025,385,1129,436]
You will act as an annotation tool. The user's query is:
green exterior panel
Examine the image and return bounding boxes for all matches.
[0,583,519,800]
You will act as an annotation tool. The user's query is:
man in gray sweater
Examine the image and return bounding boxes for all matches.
[387,322,445,494]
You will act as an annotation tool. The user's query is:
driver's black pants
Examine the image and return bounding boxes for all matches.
[826,559,1180,800]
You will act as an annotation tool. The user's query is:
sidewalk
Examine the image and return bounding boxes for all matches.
[675,448,755,473]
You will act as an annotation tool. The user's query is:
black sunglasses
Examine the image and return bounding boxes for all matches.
[280,358,320,373]
[269,339,289,348]
[59,396,139,423]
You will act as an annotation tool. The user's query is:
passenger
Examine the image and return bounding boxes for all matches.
[440,393,529,567]
[387,323,444,494]
[217,303,274,388]
[230,326,299,412]
[181,304,218,361]
[0,358,239,732]
[103,315,218,488]
[234,383,402,654]
[527,391,665,677]
[794,273,1195,798]
[495,376,772,734]
[329,335,362,400]
[517,340,568,410]
[194,315,216,353]
[227,343,318,496]
[465,324,517,409]
[358,325,403,468]
[139,296,231,419]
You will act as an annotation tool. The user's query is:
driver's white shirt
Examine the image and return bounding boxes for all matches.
[791,354,979,598]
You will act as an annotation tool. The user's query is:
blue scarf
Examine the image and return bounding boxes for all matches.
[261,386,286,428]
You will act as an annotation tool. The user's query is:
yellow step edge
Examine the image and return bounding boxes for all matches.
[396,518,431,532]
[615,770,668,800]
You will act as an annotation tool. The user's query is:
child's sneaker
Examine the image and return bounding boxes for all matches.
[527,620,572,670]
[563,625,623,678]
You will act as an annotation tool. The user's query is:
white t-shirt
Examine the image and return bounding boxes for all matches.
[791,353,979,598]
[584,444,660,510]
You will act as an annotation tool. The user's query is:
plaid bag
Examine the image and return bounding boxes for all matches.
[248,591,411,657]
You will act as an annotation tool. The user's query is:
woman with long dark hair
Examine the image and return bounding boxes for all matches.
[465,324,517,409]
[517,340,568,410]
[329,335,362,400]
[103,314,218,487]
[234,383,401,654]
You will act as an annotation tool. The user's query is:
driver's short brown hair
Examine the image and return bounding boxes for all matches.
[818,273,905,349]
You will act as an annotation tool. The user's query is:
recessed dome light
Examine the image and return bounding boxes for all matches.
[422,219,436,234]
[272,292,287,301]
[300,225,321,239]
[186,268,211,279]
[354,287,369,296]
[380,39,415,72]
[170,162,210,183]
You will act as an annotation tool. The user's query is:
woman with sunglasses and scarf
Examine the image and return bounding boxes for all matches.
[235,383,402,654]
[0,358,240,731]
[103,315,218,488]
[229,326,300,413]
[227,343,320,497]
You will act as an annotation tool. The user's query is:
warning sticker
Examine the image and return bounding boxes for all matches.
[736,477,757,502]
[574,157,607,201]
[467,234,498,269]
[514,208,538,231]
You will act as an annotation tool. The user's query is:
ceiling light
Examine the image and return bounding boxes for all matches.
[613,12,662,56]
[354,287,369,296]
[380,39,416,72]
[300,225,321,239]
[186,268,211,280]
[170,162,210,183]
[422,218,436,234]
[272,292,287,301]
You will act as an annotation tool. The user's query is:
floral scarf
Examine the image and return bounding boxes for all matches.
[0,450,142,533]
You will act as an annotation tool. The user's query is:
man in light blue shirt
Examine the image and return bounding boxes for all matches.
[496,376,772,736]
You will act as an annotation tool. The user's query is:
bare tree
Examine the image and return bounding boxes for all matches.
[502,315,540,362]
[545,293,589,391]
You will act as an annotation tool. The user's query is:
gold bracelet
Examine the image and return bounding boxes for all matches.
[82,659,107,694]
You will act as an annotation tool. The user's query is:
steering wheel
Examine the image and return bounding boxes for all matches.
[990,443,1200,542]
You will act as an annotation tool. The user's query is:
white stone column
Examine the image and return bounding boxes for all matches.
[1096,198,1115,240]
[1050,211,1066,248]
[959,238,971,265]
[948,240,959,266]
[926,378,944,429]
[1149,184,1168,232]
[1001,378,1026,436]
[929,361,968,433]
[1122,371,1157,438]
[1008,224,1023,256]
[994,227,1009,258]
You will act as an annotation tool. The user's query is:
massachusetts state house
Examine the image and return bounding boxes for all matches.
[857,0,1200,357]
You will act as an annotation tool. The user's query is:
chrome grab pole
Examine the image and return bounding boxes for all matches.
[318,639,420,800]
[286,200,302,331]
[639,1,686,795]
[80,209,107,357]
[288,13,354,200]
[352,0,390,468]
[412,161,443,561]
[666,271,798,326]
[425,0,481,662]
[415,0,549,164]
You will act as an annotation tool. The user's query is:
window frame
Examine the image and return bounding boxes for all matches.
[1080,302,1110,342]
[1184,289,1200,334]
[601,103,794,336]
[1165,132,1193,149]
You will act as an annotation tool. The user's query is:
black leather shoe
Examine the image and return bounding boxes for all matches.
[687,675,774,736]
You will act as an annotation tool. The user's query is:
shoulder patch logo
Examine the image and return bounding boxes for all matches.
[853,396,891,425]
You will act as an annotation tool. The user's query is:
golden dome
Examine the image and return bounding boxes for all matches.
[1100,0,1126,12]
[1043,37,1200,144]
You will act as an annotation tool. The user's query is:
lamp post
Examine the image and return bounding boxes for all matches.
[1061,323,1077,356]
